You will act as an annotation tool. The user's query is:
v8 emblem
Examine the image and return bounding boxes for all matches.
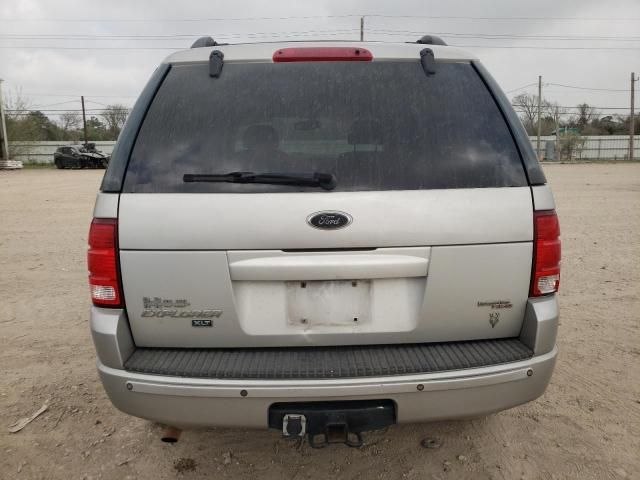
[489,312,500,328]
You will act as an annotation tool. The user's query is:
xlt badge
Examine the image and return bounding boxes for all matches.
[192,319,213,327]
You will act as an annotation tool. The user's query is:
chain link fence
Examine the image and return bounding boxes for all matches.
[531,135,639,161]
[8,136,639,165]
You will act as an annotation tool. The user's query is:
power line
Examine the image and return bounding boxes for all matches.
[0,46,179,50]
[0,14,362,23]
[0,34,197,39]
[365,14,640,22]
[448,44,640,51]
[371,30,640,42]
[2,29,360,40]
[546,83,631,92]
[30,99,80,109]
[19,87,630,101]
[508,82,631,95]
[6,108,132,113]
[0,29,360,40]
[21,93,137,98]
[85,100,112,107]
[4,32,640,43]
[2,43,640,51]
[505,83,539,94]
[0,26,639,51]
[8,104,632,114]
[0,29,365,50]
[13,77,638,99]
[1,14,639,22]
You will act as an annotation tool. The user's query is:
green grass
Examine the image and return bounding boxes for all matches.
[541,159,640,165]
[22,163,56,169]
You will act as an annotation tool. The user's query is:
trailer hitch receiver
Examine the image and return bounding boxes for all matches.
[269,400,395,448]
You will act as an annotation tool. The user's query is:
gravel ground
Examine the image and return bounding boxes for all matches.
[0,164,638,480]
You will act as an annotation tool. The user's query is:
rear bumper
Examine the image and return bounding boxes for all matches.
[97,348,556,428]
[90,295,559,428]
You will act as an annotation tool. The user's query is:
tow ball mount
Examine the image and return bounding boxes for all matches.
[269,400,396,448]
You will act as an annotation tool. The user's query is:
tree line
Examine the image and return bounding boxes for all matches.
[3,89,637,144]
[511,93,639,136]
[3,90,129,143]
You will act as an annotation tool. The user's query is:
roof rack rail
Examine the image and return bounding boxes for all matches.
[191,36,218,49]
[415,35,447,46]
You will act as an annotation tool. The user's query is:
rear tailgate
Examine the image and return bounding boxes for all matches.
[115,53,534,348]
[119,188,532,347]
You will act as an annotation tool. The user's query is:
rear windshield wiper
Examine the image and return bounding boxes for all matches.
[183,171,337,191]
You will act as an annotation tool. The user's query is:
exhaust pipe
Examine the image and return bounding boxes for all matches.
[161,426,182,443]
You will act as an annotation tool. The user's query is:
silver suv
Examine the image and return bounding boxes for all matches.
[89,37,560,447]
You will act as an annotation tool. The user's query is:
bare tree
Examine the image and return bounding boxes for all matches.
[545,102,565,133]
[544,101,566,159]
[3,88,35,157]
[575,103,598,130]
[512,93,551,135]
[3,86,31,117]
[59,112,80,132]
[100,104,129,139]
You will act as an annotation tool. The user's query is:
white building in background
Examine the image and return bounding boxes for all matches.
[8,136,639,164]
[9,141,116,164]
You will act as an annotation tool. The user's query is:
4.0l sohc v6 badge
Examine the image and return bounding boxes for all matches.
[307,211,352,230]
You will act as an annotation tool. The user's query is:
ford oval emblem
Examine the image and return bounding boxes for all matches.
[307,211,352,230]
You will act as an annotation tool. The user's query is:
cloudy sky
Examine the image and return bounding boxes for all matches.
[1,0,639,120]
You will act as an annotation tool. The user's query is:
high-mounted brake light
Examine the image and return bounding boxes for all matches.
[273,47,373,63]
[531,210,561,297]
[88,218,122,307]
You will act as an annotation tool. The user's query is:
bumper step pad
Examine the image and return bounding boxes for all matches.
[124,338,533,380]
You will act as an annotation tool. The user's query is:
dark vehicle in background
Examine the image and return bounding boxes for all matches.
[54,143,110,169]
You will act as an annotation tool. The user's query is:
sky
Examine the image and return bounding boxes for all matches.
[1,0,639,121]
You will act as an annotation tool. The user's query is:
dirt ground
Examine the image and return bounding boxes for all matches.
[0,164,638,480]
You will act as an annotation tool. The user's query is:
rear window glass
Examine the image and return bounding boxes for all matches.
[123,61,527,193]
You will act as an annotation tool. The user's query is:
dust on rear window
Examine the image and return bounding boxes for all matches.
[122,61,527,193]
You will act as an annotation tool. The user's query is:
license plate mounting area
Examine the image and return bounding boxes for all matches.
[286,279,371,327]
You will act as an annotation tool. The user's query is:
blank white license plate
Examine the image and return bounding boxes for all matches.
[286,280,371,326]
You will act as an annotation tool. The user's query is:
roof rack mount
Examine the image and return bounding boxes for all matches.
[191,36,218,49]
[415,35,447,46]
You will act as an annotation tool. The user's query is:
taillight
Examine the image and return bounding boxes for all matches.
[531,210,561,297]
[88,218,122,307]
[273,47,373,62]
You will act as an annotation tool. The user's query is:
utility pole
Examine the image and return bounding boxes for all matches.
[81,95,88,147]
[630,72,637,161]
[0,79,22,169]
[360,16,364,41]
[536,75,542,160]
[0,79,9,163]
[554,105,561,161]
